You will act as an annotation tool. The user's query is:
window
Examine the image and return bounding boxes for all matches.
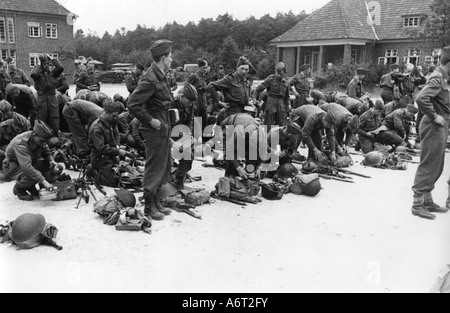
[0,18,6,43]
[403,17,420,27]
[48,53,58,60]
[7,18,15,43]
[351,49,357,64]
[304,51,311,65]
[378,57,386,65]
[385,49,398,65]
[46,23,57,39]
[406,48,421,66]
[9,50,16,61]
[29,53,40,67]
[1,50,7,61]
[28,22,41,38]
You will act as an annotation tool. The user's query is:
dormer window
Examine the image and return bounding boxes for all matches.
[403,16,420,27]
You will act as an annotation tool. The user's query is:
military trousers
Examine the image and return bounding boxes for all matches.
[7,159,57,190]
[37,94,59,137]
[92,157,119,188]
[376,130,403,147]
[412,116,450,195]
[380,88,394,105]
[264,98,287,131]
[62,105,89,156]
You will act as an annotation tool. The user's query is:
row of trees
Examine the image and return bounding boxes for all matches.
[74,11,308,79]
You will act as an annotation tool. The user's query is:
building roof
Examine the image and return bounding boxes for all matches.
[272,0,433,44]
[0,0,72,16]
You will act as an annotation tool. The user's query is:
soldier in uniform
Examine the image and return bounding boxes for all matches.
[207,56,256,123]
[8,63,30,87]
[55,73,70,96]
[402,63,426,104]
[254,62,291,131]
[125,63,144,95]
[62,99,104,158]
[127,39,175,221]
[380,63,403,104]
[171,82,198,189]
[291,105,337,163]
[0,112,30,168]
[76,61,100,93]
[127,118,145,156]
[0,60,11,100]
[85,91,111,108]
[188,58,210,136]
[3,121,60,201]
[267,122,303,167]
[356,100,385,153]
[347,68,367,99]
[211,65,226,82]
[86,100,130,188]
[290,64,311,109]
[336,96,369,116]
[30,54,64,137]
[379,105,418,148]
[4,84,38,126]
[118,111,134,145]
[412,47,450,220]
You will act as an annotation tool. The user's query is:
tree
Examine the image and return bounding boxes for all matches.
[423,0,450,47]
[217,36,241,71]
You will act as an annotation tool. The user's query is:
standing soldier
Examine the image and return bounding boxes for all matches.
[290,64,311,109]
[380,63,403,104]
[8,63,31,87]
[127,39,174,221]
[3,121,60,201]
[76,61,100,93]
[30,54,64,137]
[171,82,198,189]
[347,68,367,100]
[0,60,11,100]
[412,47,450,220]
[125,63,144,95]
[254,62,291,131]
[62,99,104,159]
[188,58,210,136]
[402,63,426,105]
[207,56,255,122]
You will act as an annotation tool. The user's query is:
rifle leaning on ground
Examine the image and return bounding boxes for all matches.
[74,159,107,209]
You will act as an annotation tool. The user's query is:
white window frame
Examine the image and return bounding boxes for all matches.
[403,17,420,27]
[7,18,15,43]
[46,23,58,39]
[9,50,17,62]
[48,53,59,60]
[28,22,42,38]
[304,51,311,66]
[29,53,40,67]
[0,18,6,43]
[385,49,399,65]
[378,57,386,65]
[405,48,421,66]
[1,50,7,61]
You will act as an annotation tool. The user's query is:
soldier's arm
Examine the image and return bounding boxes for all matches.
[207,76,230,104]
[393,114,405,138]
[416,77,443,120]
[52,59,64,78]
[20,71,31,87]
[57,75,69,94]
[76,73,89,90]
[30,65,42,81]
[326,127,336,152]
[254,77,271,101]
[125,75,135,93]
[302,118,319,151]
[356,114,371,137]
[127,77,156,127]
[131,120,144,147]
[13,143,46,184]
[91,127,121,157]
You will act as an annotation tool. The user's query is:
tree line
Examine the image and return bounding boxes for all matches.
[74,11,309,78]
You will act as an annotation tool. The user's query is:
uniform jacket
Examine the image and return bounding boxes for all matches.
[383,108,410,138]
[64,99,104,129]
[125,71,141,94]
[357,109,382,137]
[347,77,363,99]
[30,60,64,95]
[416,67,450,120]
[130,118,144,148]
[88,116,121,161]
[9,69,30,87]
[207,72,251,108]
[76,70,99,92]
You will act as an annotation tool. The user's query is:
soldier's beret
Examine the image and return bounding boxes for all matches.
[183,82,198,102]
[441,46,450,65]
[150,40,173,58]
[356,68,368,75]
[13,113,29,129]
[375,100,384,111]
[286,122,302,135]
[136,62,144,71]
[0,100,12,112]
[103,100,122,113]
[406,104,419,114]
[237,56,252,68]
[390,63,400,70]
[33,120,53,140]
[197,58,208,68]
[299,64,310,72]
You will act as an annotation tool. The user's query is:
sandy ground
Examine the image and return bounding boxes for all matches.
[0,84,449,293]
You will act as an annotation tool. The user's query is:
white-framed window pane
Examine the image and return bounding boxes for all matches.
[0,18,6,43]
[9,50,17,61]
[49,53,58,60]
[1,50,7,60]
[29,53,40,67]
[7,18,15,43]
[28,22,41,37]
[46,23,57,39]
[304,52,311,65]
[409,48,421,57]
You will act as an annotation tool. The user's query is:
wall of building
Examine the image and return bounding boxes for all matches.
[374,41,437,67]
[280,47,297,77]
[0,10,74,83]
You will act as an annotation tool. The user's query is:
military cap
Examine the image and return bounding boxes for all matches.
[150,40,173,58]
[103,100,122,113]
[299,64,310,72]
[13,113,29,129]
[406,104,419,114]
[323,110,337,127]
[390,63,400,70]
[441,46,450,65]
[33,120,53,140]
[348,115,360,131]
[286,122,302,135]
[183,82,198,102]
[197,58,208,68]
[136,62,144,71]
[0,100,12,112]
[237,56,252,68]
[113,93,124,102]
[374,100,384,111]
[356,68,368,75]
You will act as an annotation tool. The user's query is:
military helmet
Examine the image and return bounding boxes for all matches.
[277,163,299,179]
[10,213,46,246]
[48,137,61,150]
[114,189,136,208]
[395,146,408,153]
[261,183,284,200]
[301,176,322,197]
[364,151,384,167]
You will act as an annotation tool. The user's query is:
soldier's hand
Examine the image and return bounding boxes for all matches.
[237,167,248,180]
[150,119,162,130]
[330,152,337,164]
[434,115,446,127]
[218,101,230,109]
[314,148,324,161]
[42,181,55,191]
[118,149,127,157]
[336,145,344,156]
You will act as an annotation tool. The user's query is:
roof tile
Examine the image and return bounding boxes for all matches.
[0,0,72,16]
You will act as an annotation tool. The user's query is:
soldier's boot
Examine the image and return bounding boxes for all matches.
[174,177,185,190]
[28,186,40,198]
[144,192,164,221]
[411,193,436,220]
[155,187,172,216]
[13,185,34,201]
[423,192,448,214]
[85,164,98,182]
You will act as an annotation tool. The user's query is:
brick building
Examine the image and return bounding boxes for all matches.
[271,0,442,76]
[0,0,75,81]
